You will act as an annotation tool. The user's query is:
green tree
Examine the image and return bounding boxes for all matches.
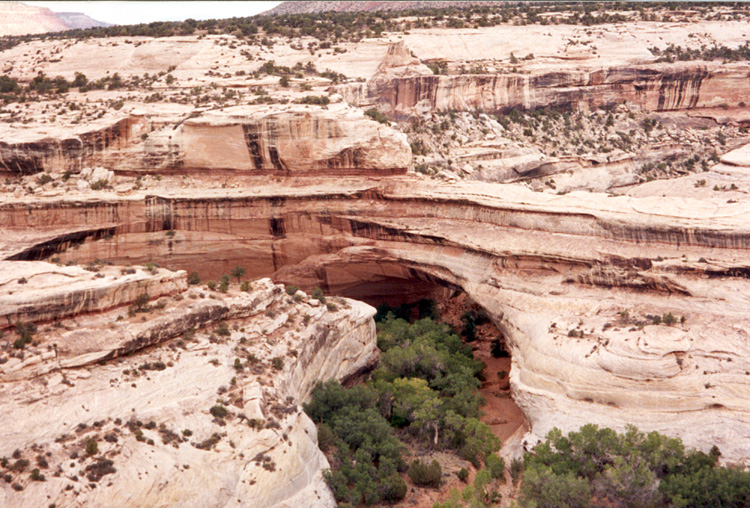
[187,271,201,285]
[230,266,246,282]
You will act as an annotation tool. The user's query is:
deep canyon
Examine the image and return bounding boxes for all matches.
[2,3,750,506]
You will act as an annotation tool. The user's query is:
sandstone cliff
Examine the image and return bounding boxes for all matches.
[341,58,750,117]
[0,1,69,36]
[0,267,376,508]
[4,176,750,464]
[0,105,411,177]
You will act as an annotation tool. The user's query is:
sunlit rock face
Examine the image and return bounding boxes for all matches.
[0,105,411,177]
[0,265,376,508]
[4,15,750,503]
[340,59,750,118]
[4,176,750,464]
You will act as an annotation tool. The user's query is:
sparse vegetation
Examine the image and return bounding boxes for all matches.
[210,405,228,419]
[365,108,390,125]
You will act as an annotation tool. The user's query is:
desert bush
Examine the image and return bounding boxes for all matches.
[85,439,98,456]
[311,287,326,302]
[210,405,228,419]
[408,459,442,488]
[285,285,299,296]
[365,108,390,125]
[520,424,746,508]
[458,467,469,482]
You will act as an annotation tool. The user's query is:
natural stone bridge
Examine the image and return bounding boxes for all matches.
[4,174,750,463]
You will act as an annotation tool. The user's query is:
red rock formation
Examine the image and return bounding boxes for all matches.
[0,1,69,36]
[341,56,750,116]
[0,106,411,177]
[5,177,750,462]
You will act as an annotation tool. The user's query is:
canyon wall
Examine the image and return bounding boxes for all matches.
[4,178,750,463]
[341,61,750,116]
[0,265,376,508]
[0,105,411,176]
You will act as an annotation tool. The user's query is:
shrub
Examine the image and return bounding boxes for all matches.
[285,285,299,296]
[36,173,53,186]
[134,292,150,310]
[271,357,284,370]
[462,317,477,342]
[408,459,442,488]
[295,95,330,105]
[317,423,335,452]
[90,179,110,190]
[458,467,469,482]
[210,405,228,418]
[311,287,326,302]
[307,380,405,504]
[30,468,44,481]
[663,312,677,326]
[510,457,523,485]
[520,424,750,508]
[13,321,36,349]
[216,322,230,336]
[490,339,506,357]
[381,474,408,502]
[207,280,217,290]
[487,453,505,480]
[230,266,246,282]
[187,271,201,285]
[12,459,29,472]
[85,439,98,456]
[85,459,116,482]
[365,108,390,125]
[417,298,439,320]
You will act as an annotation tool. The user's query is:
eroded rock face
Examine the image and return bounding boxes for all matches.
[4,177,750,463]
[337,40,750,119]
[342,59,750,117]
[0,1,69,36]
[0,268,376,508]
[0,261,186,328]
[0,105,411,177]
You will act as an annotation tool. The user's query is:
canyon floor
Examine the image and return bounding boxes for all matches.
[2,5,750,507]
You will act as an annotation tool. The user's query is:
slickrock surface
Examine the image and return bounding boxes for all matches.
[0,268,376,508]
[3,176,750,464]
[4,11,750,504]
[0,261,187,327]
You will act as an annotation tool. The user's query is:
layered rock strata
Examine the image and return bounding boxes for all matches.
[341,60,750,117]
[0,268,376,508]
[0,105,411,176]
[3,177,750,463]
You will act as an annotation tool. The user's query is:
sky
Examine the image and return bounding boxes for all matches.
[25,1,282,25]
